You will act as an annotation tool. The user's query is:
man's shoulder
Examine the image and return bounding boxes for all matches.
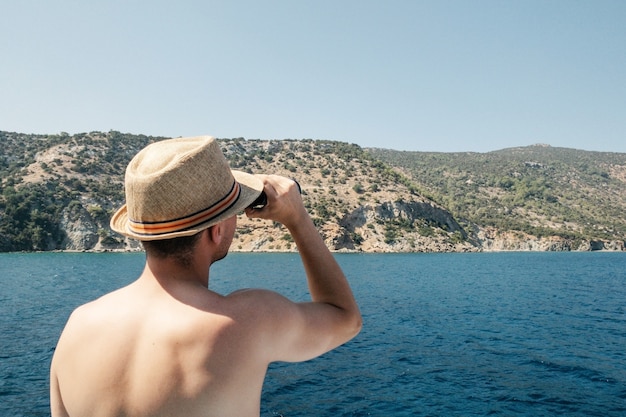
[225,288,291,307]
[224,288,301,325]
[65,286,135,327]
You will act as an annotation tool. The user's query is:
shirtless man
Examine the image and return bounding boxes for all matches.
[50,136,362,417]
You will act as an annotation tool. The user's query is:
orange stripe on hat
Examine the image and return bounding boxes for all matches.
[128,181,241,236]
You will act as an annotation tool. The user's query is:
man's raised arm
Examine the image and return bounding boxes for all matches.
[244,175,362,360]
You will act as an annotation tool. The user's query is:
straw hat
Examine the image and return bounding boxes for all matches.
[110,135,263,241]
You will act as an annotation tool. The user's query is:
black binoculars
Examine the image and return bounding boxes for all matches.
[248,179,301,209]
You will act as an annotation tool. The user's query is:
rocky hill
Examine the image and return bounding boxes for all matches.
[1,131,624,252]
[369,145,626,251]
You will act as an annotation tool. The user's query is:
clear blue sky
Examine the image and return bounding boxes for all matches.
[1,0,624,153]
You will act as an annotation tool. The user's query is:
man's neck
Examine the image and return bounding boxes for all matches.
[144,256,211,289]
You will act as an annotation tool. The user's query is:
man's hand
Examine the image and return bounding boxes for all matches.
[244,175,307,230]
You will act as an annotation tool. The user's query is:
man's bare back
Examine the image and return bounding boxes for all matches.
[52,273,276,415]
[51,138,361,417]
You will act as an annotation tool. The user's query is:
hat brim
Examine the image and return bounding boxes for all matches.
[110,170,263,241]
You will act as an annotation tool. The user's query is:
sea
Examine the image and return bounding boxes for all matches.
[1,251,625,416]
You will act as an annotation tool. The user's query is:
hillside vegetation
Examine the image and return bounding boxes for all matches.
[1,131,624,252]
[369,145,626,249]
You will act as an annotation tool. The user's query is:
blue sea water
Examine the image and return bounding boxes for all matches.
[1,252,625,416]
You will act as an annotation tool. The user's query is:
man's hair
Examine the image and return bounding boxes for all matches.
[141,232,203,268]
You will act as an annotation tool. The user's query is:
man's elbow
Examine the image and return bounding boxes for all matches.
[343,309,363,341]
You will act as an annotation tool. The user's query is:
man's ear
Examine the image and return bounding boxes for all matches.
[207,223,222,245]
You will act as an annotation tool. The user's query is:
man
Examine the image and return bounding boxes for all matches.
[50,136,362,417]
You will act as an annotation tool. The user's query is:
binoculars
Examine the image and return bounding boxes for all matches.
[248,179,301,209]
